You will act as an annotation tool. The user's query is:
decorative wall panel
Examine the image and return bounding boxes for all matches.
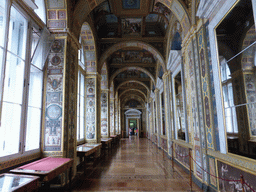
[110,100,115,135]
[86,78,96,140]
[44,39,65,151]
[47,0,67,30]
[101,92,108,136]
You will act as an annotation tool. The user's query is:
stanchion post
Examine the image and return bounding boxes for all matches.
[189,148,192,192]
[240,175,245,192]
[172,142,174,171]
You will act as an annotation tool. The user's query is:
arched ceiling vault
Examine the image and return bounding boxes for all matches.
[71,0,191,38]
[99,41,165,73]
[119,89,147,101]
[110,66,156,86]
[116,80,150,95]
[44,0,192,110]
[121,95,145,105]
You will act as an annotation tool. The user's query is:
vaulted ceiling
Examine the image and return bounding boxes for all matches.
[78,0,186,109]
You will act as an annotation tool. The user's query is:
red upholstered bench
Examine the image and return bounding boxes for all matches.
[10,157,73,188]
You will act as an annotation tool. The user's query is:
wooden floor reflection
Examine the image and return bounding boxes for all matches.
[71,137,203,192]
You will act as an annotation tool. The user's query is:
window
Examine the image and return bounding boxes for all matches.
[77,71,85,141]
[220,58,238,134]
[0,2,50,159]
[77,37,86,142]
[34,0,46,23]
[26,27,53,151]
[0,6,28,157]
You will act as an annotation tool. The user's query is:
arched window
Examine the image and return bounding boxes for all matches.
[77,37,86,143]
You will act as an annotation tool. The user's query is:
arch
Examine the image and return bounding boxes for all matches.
[121,94,145,105]
[157,0,191,34]
[119,89,147,100]
[125,109,142,115]
[110,66,156,86]
[99,41,165,72]
[116,80,150,94]
[80,22,97,72]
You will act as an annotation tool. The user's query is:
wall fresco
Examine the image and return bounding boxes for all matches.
[44,39,65,151]
[121,18,142,37]
[86,78,96,140]
[110,100,115,135]
[81,23,96,73]
[101,92,108,136]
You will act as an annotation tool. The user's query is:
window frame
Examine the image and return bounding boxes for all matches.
[77,38,86,145]
[77,68,86,145]
[0,1,47,162]
[219,57,238,135]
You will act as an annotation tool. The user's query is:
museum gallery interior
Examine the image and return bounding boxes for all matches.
[0,0,256,191]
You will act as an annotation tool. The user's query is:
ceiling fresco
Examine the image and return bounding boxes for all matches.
[107,47,155,95]
[110,49,156,64]
[70,0,188,110]
[90,0,175,39]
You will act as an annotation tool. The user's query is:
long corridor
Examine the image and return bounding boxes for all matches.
[72,137,203,192]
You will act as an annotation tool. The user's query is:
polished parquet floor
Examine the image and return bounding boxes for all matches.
[72,137,203,192]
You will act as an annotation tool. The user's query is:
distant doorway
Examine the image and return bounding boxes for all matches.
[125,109,141,138]
[129,119,137,136]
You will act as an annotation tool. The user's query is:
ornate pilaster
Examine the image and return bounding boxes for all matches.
[85,72,101,143]
[43,32,80,178]
[101,89,110,138]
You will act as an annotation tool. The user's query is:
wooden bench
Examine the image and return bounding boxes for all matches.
[9,157,73,188]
